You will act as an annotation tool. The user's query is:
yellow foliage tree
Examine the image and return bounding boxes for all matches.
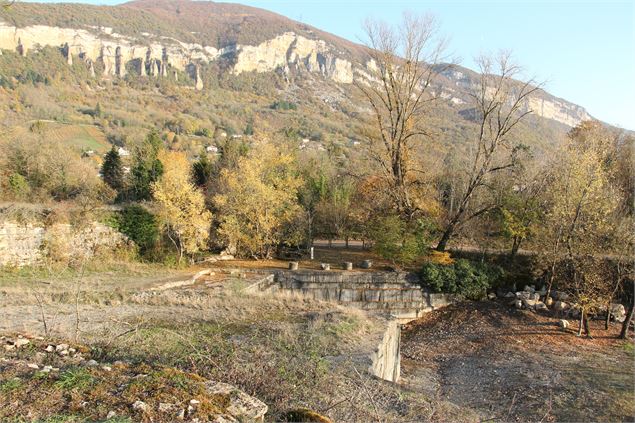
[152,150,211,264]
[214,142,303,258]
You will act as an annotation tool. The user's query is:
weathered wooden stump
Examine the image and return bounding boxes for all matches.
[288,262,299,271]
[320,263,331,271]
[361,260,373,269]
[343,262,353,271]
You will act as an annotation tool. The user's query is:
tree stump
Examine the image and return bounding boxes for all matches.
[288,262,299,271]
[343,262,353,271]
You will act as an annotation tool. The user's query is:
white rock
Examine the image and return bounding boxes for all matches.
[45,345,55,353]
[159,403,173,412]
[487,292,496,300]
[532,292,541,301]
[535,301,548,311]
[102,366,112,372]
[132,400,148,412]
[106,411,116,419]
[86,359,99,367]
[176,409,186,420]
[545,297,554,306]
[4,344,15,351]
[559,319,570,329]
[522,298,538,309]
[15,338,30,347]
[27,363,39,369]
[189,399,200,405]
[610,304,627,322]
[504,292,516,298]
[55,344,69,352]
[58,350,69,356]
[514,299,523,309]
[68,348,76,354]
[554,301,568,311]
[42,365,53,372]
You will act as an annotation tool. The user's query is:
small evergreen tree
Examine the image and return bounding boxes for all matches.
[101,146,124,193]
[192,151,213,188]
[128,131,164,201]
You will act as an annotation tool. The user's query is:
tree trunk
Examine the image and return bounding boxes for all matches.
[577,311,584,337]
[620,299,634,339]
[583,311,592,338]
[436,223,455,252]
[510,236,521,258]
[605,300,611,330]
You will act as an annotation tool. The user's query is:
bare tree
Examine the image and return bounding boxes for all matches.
[356,13,448,219]
[436,52,540,251]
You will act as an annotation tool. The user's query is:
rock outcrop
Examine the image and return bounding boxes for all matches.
[0,20,592,127]
[0,221,129,267]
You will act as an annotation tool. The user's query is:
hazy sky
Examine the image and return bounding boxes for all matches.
[22,0,635,129]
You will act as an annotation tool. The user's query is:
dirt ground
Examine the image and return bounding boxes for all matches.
[401,300,635,422]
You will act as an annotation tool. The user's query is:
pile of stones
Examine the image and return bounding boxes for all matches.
[491,285,628,323]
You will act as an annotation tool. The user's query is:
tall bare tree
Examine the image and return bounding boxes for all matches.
[436,52,540,251]
[356,13,448,219]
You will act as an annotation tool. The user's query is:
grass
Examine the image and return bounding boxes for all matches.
[1,378,23,393]
[54,368,95,391]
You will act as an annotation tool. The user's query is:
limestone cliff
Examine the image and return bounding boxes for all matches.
[0,16,591,128]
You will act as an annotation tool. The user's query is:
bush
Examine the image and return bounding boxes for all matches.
[113,206,159,256]
[419,259,503,300]
[270,101,297,111]
[369,215,433,265]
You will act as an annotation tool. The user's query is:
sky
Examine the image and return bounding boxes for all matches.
[23,0,635,129]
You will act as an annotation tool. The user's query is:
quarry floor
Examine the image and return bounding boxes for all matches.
[401,300,635,422]
[1,261,634,422]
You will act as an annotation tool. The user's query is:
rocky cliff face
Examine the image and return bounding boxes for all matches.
[0,16,591,127]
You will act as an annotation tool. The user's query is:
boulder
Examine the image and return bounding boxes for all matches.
[559,319,570,330]
[522,298,538,309]
[487,292,496,300]
[531,292,541,301]
[516,291,531,300]
[610,304,627,323]
[535,301,548,312]
[523,285,535,294]
[320,263,330,271]
[545,297,554,307]
[205,381,268,423]
[514,299,523,309]
[554,301,568,311]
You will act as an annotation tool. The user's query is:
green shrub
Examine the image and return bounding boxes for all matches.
[419,259,503,300]
[271,101,297,111]
[114,205,159,256]
[369,215,433,265]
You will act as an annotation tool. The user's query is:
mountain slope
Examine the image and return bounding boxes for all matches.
[0,0,594,155]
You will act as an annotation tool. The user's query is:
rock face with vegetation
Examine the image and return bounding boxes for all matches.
[0,0,591,128]
[0,221,128,267]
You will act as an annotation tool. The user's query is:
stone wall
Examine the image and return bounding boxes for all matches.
[272,270,453,322]
[0,221,128,267]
